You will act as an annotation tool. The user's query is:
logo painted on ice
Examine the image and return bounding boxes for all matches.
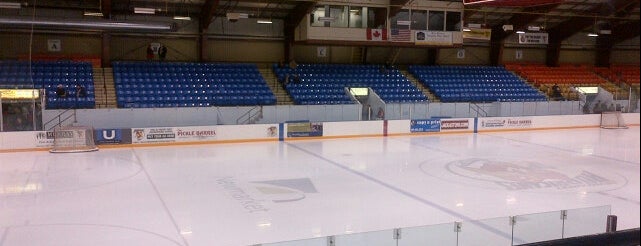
[444,158,620,191]
[217,177,318,213]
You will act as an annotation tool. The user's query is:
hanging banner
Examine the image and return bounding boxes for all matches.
[462,28,492,40]
[518,33,549,44]
[415,31,453,46]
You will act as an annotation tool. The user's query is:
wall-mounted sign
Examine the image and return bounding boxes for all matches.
[457,49,465,59]
[48,39,61,52]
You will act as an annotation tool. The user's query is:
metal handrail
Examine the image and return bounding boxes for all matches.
[43,108,76,131]
[236,106,262,125]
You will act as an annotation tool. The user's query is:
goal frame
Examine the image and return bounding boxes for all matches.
[600,111,628,129]
[50,126,99,153]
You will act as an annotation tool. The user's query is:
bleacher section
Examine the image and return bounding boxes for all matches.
[409,65,546,102]
[273,64,427,105]
[113,62,276,108]
[0,60,95,109]
[509,64,630,100]
[594,65,640,95]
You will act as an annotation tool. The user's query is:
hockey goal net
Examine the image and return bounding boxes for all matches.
[50,126,99,153]
[600,111,628,129]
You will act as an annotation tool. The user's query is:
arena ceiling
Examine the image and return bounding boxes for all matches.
[0,0,639,43]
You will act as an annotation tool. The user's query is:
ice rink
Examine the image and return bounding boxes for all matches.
[1,127,639,246]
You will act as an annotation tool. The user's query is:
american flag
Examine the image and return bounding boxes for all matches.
[391,29,411,42]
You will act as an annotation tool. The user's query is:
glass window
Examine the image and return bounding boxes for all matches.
[349,6,365,28]
[310,5,326,27]
[410,10,427,30]
[367,7,387,28]
[329,5,348,27]
[390,9,409,30]
[428,10,444,31]
[446,11,461,31]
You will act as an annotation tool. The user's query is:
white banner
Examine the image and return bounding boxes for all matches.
[518,33,548,44]
[174,126,218,142]
[415,31,453,46]
[132,127,176,144]
[479,117,533,130]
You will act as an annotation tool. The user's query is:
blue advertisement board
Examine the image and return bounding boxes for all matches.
[410,119,441,132]
[94,129,132,144]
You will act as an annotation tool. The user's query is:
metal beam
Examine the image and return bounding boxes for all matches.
[284,1,316,60]
[495,4,560,41]
[200,0,221,32]
[548,0,636,43]
[611,21,641,44]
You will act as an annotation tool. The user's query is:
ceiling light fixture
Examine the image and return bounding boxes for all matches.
[587,33,599,37]
[256,19,272,24]
[516,30,525,34]
[0,17,174,31]
[84,11,103,17]
[0,1,21,8]
[463,0,497,5]
[462,28,471,32]
[173,15,191,20]
[134,7,156,14]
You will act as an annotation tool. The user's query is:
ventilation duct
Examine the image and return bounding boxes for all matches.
[0,17,174,31]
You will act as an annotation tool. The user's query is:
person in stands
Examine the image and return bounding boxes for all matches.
[551,84,562,100]
[592,100,601,114]
[146,44,154,61]
[75,84,86,97]
[55,84,67,98]
[159,45,168,61]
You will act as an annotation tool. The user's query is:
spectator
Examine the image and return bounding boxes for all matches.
[55,84,67,98]
[146,44,154,61]
[607,103,615,112]
[599,101,608,113]
[288,59,297,69]
[551,84,562,100]
[592,100,601,114]
[291,73,301,84]
[278,60,286,68]
[582,102,590,114]
[75,84,86,97]
[377,107,385,120]
[159,45,167,61]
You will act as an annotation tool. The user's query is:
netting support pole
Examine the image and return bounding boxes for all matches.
[606,215,617,233]
[0,93,3,132]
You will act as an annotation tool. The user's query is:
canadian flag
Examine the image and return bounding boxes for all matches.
[367,28,387,41]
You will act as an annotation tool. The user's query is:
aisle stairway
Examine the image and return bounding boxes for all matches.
[399,69,439,102]
[258,68,293,105]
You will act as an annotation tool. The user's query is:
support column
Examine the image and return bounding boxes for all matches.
[101,33,111,67]
[546,42,561,67]
[199,34,207,62]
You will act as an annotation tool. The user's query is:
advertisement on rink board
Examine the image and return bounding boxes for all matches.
[34,131,55,147]
[410,118,472,133]
[479,117,533,130]
[410,119,441,132]
[174,126,217,142]
[440,119,470,130]
[131,126,218,144]
[132,127,176,143]
[95,129,132,145]
[287,122,323,137]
